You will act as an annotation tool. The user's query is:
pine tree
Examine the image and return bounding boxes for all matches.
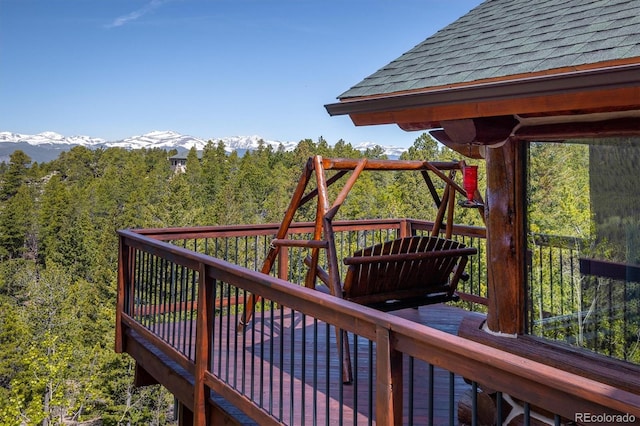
[0,295,27,422]
[0,184,36,260]
[38,174,72,266]
[201,140,231,207]
[0,150,31,201]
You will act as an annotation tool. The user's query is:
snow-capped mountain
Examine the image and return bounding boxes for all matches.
[103,131,305,154]
[0,130,298,153]
[0,130,406,163]
[351,141,407,159]
[0,131,106,147]
[105,130,207,150]
[216,135,298,153]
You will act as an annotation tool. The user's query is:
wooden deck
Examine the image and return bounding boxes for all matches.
[146,302,484,425]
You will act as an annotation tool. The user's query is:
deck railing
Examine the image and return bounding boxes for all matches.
[116,219,640,425]
[527,233,640,363]
[133,219,489,309]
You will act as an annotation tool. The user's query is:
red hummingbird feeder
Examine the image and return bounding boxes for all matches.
[460,165,481,208]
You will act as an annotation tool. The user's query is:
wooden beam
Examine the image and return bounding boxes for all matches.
[440,116,518,145]
[427,130,485,159]
[330,158,368,211]
[397,121,438,131]
[515,116,640,140]
[299,170,348,208]
[321,157,460,171]
[125,329,249,426]
[124,330,196,412]
[304,156,329,290]
[134,363,159,387]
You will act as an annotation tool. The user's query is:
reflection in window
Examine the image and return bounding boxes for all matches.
[526,138,640,364]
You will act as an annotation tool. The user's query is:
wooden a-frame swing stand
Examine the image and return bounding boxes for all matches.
[240,156,483,383]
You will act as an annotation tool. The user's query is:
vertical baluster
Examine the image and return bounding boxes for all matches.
[449,371,455,425]
[290,308,295,426]
[408,356,414,425]
[313,318,318,426]
[279,304,285,421]
[300,312,307,426]
[368,340,373,426]
[353,334,359,426]
[188,267,197,361]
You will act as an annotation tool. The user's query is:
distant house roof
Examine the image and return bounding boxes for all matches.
[337,0,640,99]
[325,0,640,145]
[169,150,203,161]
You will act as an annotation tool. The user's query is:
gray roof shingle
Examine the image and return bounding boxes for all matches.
[338,0,640,99]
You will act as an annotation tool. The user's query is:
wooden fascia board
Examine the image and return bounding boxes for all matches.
[325,64,640,129]
[349,86,640,128]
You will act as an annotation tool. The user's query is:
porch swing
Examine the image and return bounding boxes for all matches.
[239,155,484,383]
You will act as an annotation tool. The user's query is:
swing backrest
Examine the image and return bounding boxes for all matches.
[342,235,477,310]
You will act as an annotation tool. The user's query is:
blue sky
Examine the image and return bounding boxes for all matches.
[0,0,483,148]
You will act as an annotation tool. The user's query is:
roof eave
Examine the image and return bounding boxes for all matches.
[324,63,640,127]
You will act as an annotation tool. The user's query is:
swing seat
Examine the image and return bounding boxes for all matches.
[341,235,477,311]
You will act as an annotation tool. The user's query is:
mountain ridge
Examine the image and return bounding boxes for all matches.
[0,130,407,163]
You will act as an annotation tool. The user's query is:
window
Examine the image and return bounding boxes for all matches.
[526,137,640,364]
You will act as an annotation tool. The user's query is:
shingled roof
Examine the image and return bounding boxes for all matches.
[337,0,640,100]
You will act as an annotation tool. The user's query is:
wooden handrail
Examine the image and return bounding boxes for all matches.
[128,218,487,241]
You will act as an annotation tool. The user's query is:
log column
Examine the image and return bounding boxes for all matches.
[484,138,526,334]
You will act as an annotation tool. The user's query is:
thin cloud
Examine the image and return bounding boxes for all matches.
[106,0,171,28]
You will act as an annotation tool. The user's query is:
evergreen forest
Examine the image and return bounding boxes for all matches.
[0,134,486,425]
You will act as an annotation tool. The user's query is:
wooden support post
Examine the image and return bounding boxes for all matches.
[376,325,403,425]
[115,237,130,353]
[194,264,213,426]
[277,244,288,281]
[312,156,353,383]
[304,156,329,289]
[399,218,412,238]
[485,139,526,334]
